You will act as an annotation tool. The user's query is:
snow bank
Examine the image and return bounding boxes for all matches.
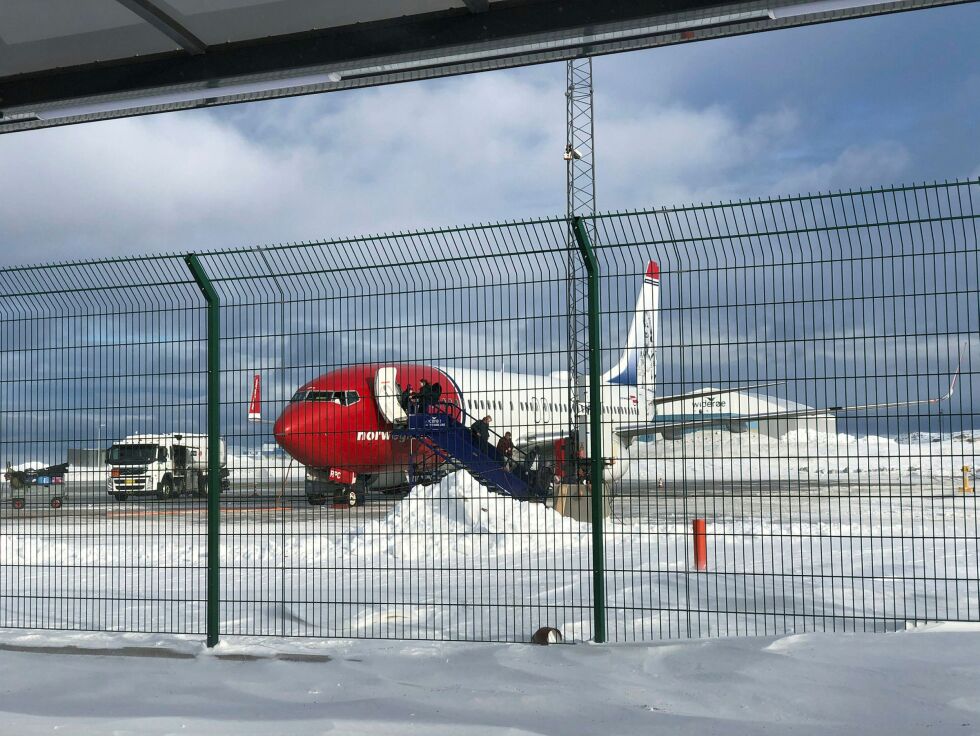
[350,469,591,563]
[631,429,980,482]
[5,628,980,735]
[225,451,294,483]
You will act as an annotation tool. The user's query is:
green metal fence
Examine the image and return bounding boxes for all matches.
[0,179,977,645]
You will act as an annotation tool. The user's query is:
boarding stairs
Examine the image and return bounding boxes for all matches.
[396,407,537,500]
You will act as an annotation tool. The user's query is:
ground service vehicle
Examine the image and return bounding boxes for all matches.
[5,463,69,510]
[107,433,228,501]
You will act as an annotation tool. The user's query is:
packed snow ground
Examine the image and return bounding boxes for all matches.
[2,625,980,735]
[3,465,979,640]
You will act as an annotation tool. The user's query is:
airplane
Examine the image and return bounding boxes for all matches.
[268,261,961,506]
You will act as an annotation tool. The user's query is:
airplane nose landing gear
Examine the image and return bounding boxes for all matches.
[305,467,364,508]
[344,486,366,508]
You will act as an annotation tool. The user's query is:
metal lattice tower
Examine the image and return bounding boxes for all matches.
[566,57,596,446]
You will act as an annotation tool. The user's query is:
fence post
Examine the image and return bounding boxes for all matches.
[572,216,606,644]
[185,254,221,648]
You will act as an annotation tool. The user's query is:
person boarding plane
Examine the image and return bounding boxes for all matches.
[264,261,960,506]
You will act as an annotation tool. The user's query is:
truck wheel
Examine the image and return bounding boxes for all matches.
[112,493,128,502]
[196,474,207,498]
[346,488,365,508]
[156,478,174,501]
[307,495,326,506]
[12,498,25,510]
[50,497,63,509]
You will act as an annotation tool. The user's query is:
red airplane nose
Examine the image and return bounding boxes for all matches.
[273,403,324,467]
[272,408,291,448]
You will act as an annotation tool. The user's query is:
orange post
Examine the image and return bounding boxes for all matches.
[693,519,708,571]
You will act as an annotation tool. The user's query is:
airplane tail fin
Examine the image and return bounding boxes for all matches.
[248,374,262,421]
[602,260,660,391]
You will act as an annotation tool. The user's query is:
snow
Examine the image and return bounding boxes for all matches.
[3,431,980,732]
[2,625,980,734]
[225,450,295,484]
[631,429,979,482]
[4,467,979,641]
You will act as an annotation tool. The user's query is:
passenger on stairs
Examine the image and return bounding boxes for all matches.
[496,431,515,468]
[470,415,492,447]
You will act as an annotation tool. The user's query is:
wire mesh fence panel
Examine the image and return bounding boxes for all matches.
[594,181,980,640]
[0,256,209,634]
[0,179,976,644]
[198,221,600,641]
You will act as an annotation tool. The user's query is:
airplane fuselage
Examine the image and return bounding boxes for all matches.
[273,363,645,488]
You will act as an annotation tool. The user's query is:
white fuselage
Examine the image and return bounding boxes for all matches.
[440,367,647,480]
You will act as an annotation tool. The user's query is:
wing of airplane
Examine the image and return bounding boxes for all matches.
[615,358,963,441]
[651,382,784,406]
[512,382,784,450]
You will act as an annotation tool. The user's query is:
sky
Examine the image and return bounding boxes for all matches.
[0,4,977,453]
[0,4,977,267]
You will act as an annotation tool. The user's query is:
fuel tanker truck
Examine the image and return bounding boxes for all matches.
[106,433,229,501]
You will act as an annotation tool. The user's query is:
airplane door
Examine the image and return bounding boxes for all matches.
[530,397,540,424]
[540,396,552,425]
[374,367,407,426]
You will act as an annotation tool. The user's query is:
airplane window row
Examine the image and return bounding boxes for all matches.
[468,397,638,416]
[290,390,360,406]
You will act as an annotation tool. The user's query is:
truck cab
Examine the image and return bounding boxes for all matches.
[107,433,228,501]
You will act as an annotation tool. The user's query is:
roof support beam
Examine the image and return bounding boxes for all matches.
[114,0,207,54]
[462,0,490,12]
[0,0,970,132]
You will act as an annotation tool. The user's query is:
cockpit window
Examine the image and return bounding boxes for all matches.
[299,390,360,406]
[290,390,308,403]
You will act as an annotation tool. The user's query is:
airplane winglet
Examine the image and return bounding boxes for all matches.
[934,340,968,403]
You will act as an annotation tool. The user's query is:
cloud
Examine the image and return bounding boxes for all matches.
[598,103,802,206]
[0,71,566,266]
[771,141,911,195]
[0,57,937,267]
[0,113,301,261]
